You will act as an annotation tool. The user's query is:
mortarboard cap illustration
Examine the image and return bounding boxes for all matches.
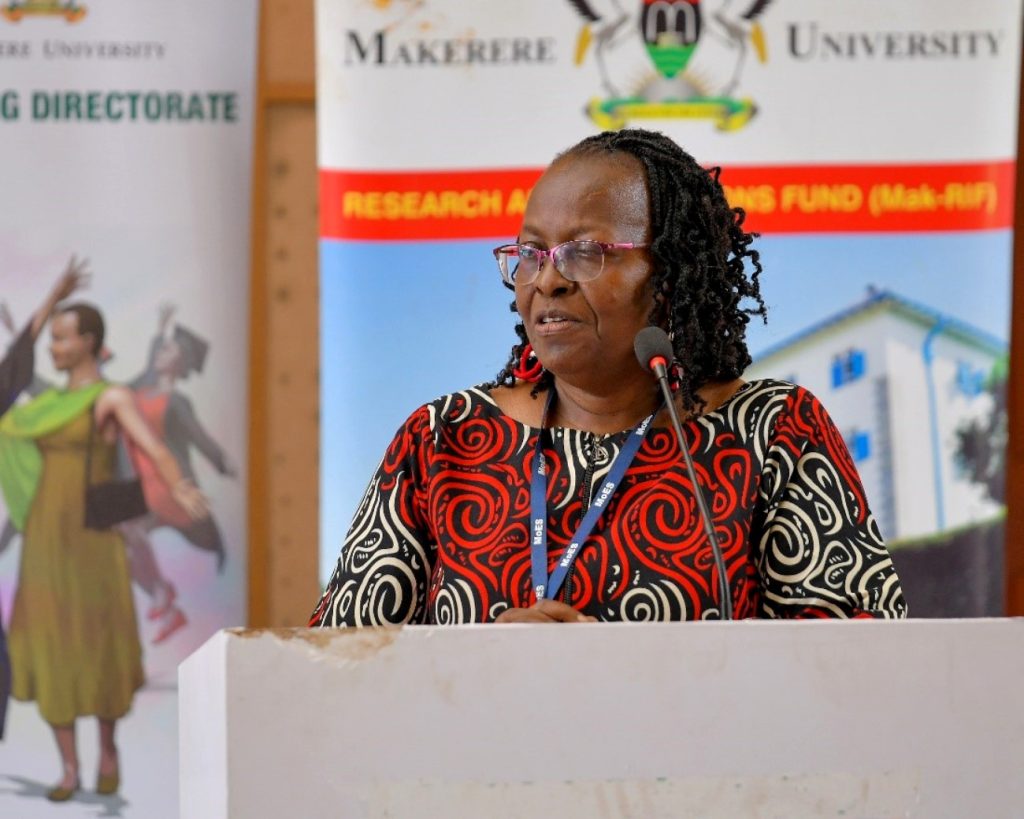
[173,324,209,376]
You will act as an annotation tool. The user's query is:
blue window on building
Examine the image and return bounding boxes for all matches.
[831,349,866,388]
[846,429,871,462]
[955,361,985,398]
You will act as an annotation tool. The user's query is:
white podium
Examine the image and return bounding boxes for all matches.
[179,620,1024,818]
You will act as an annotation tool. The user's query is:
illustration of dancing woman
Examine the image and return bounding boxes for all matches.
[0,271,207,800]
[118,303,236,642]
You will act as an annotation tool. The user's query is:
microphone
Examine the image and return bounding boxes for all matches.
[634,325,673,380]
[634,327,733,620]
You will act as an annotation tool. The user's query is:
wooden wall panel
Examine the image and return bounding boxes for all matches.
[1005,41,1024,616]
[263,0,316,95]
[263,105,319,625]
[249,0,319,626]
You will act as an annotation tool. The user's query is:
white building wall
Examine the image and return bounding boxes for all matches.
[884,329,938,539]
[746,304,1002,542]
[876,322,998,538]
[746,308,895,536]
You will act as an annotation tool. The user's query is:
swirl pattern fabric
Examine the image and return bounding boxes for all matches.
[310,380,907,626]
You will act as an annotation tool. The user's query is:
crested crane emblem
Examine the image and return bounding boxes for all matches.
[568,0,773,131]
[1,1,86,22]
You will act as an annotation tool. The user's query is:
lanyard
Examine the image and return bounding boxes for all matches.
[530,389,662,602]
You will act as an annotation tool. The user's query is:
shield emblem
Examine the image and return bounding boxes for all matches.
[639,0,702,79]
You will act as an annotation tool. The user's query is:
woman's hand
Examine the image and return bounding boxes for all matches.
[171,478,210,521]
[97,386,211,520]
[50,255,90,302]
[158,302,176,337]
[221,454,239,479]
[0,302,14,335]
[30,255,90,340]
[494,600,598,624]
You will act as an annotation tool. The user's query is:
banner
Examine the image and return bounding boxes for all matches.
[317,0,1021,615]
[0,1,256,812]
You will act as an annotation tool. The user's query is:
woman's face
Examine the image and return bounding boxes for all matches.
[515,152,654,390]
[49,311,94,372]
[155,338,183,376]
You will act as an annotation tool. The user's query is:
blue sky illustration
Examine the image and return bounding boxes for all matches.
[319,230,1012,583]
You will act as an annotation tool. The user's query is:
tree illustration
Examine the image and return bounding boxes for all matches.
[955,355,1008,505]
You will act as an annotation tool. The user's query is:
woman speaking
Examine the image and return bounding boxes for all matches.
[310,129,907,626]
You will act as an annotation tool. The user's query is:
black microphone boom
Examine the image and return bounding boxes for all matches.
[633,327,733,620]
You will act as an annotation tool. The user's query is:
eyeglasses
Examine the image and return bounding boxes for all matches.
[492,240,648,286]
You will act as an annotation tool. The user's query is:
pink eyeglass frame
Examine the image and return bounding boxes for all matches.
[492,240,649,284]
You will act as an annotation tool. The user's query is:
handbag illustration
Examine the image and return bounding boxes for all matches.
[84,413,147,530]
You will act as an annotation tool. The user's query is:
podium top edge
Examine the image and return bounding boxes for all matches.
[224,617,1024,639]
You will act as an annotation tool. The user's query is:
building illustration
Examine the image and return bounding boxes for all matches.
[746,288,1005,542]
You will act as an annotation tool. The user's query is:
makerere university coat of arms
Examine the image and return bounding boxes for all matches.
[567,0,774,130]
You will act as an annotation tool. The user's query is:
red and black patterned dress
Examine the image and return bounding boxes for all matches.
[310,379,907,626]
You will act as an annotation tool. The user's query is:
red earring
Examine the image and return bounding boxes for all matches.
[668,361,682,393]
[512,343,543,382]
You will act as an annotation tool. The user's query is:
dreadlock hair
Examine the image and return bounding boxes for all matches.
[490,128,767,415]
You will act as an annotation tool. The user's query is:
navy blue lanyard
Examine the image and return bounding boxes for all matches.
[530,389,662,602]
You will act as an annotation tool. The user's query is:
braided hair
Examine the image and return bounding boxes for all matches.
[490,128,767,415]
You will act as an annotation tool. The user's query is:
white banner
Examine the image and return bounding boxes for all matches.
[0,4,256,809]
[317,0,1020,169]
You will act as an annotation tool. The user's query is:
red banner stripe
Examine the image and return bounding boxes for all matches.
[319,161,1015,241]
[319,168,543,241]
[720,161,1015,234]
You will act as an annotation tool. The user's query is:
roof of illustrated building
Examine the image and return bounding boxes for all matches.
[752,288,1007,364]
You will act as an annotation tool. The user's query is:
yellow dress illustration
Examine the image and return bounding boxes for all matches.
[8,409,143,725]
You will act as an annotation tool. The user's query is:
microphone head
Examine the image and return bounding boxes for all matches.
[634,326,673,373]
